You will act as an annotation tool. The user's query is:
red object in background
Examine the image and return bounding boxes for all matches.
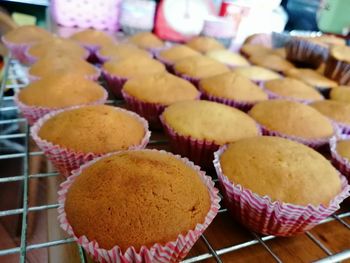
[154,0,215,42]
[218,1,250,34]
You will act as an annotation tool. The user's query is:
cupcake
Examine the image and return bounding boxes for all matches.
[248,53,294,73]
[285,37,329,68]
[102,56,165,98]
[96,43,150,63]
[122,72,199,127]
[214,136,349,236]
[128,32,165,54]
[70,29,115,60]
[205,49,250,68]
[28,55,100,82]
[174,56,230,87]
[330,86,350,103]
[284,68,337,96]
[249,100,335,148]
[310,100,350,134]
[324,45,350,85]
[25,37,88,64]
[232,66,282,86]
[58,149,220,262]
[240,44,272,58]
[186,36,225,54]
[199,72,268,111]
[2,25,52,63]
[161,100,260,168]
[31,105,150,176]
[330,136,350,180]
[15,73,107,125]
[263,77,324,103]
[155,45,201,71]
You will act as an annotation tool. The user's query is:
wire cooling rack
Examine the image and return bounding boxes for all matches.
[0,58,349,263]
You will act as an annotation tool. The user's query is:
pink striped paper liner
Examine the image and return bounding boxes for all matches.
[2,36,31,64]
[101,69,128,98]
[198,84,261,112]
[160,115,261,168]
[57,149,220,263]
[28,68,101,83]
[214,144,350,236]
[24,47,90,65]
[14,87,108,125]
[30,106,151,177]
[259,124,332,149]
[330,135,350,181]
[173,69,200,88]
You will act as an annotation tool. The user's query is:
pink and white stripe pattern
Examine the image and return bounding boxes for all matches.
[57,149,220,263]
[330,135,350,180]
[30,106,151,177]
[214,145,350,236]
[14,87,108,125]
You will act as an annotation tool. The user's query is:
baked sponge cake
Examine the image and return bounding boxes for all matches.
[128,32,164,51]
[3,25,52,44]
[186,36,225,53]
[64,150,211,251]
[249,100,334,145]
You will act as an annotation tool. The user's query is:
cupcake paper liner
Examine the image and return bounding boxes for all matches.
[330,135,350,180]
[160,115,262,168]
[214,144,350,236]
[122,90,167,129]
[285,38,328,68]
[198,85,257,112]
[154,52,175,73]
[57,149,220,263]
[30,106,151,177]
[173,69,200,88]
[101,69,128,98]
[2,36,32,64]
[259,124,332,149]
[14,88,108,125]
[324,56,350,86]
[332,120,350,135]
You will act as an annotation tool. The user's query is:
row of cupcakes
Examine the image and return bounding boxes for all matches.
[6,26,350,262]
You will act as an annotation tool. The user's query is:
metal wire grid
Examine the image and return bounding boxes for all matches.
[0,58,349,263]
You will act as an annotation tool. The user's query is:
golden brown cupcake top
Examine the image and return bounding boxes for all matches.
[330,45,350,63]
[38,105,146,154]
[29,55,98,78]
[27,37,87,60]
[18,73,105,108]
[316,35,346,46]
[174,56,230,79]
[285,68,337,88]
[103,56,165,78]
[3,25,52,44]
[205,49,250,67]
[186,36,225,53]
[220,136,341,206]
[98,43,150,60]
[70,29,115,47]
[336,140,350,161]
[240,44,271,57]
[128,32,164,50]
[232,66,281,81]
[65,150,211,251]
[162,100,259,145]
[158,45,200,64]
[264,78,323,101]
[311,100,350,125]
[123,73,199,105]
[200,72,267,102]
[249,100,334,139]
[249,53,294,73]
[330,86,350,103]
